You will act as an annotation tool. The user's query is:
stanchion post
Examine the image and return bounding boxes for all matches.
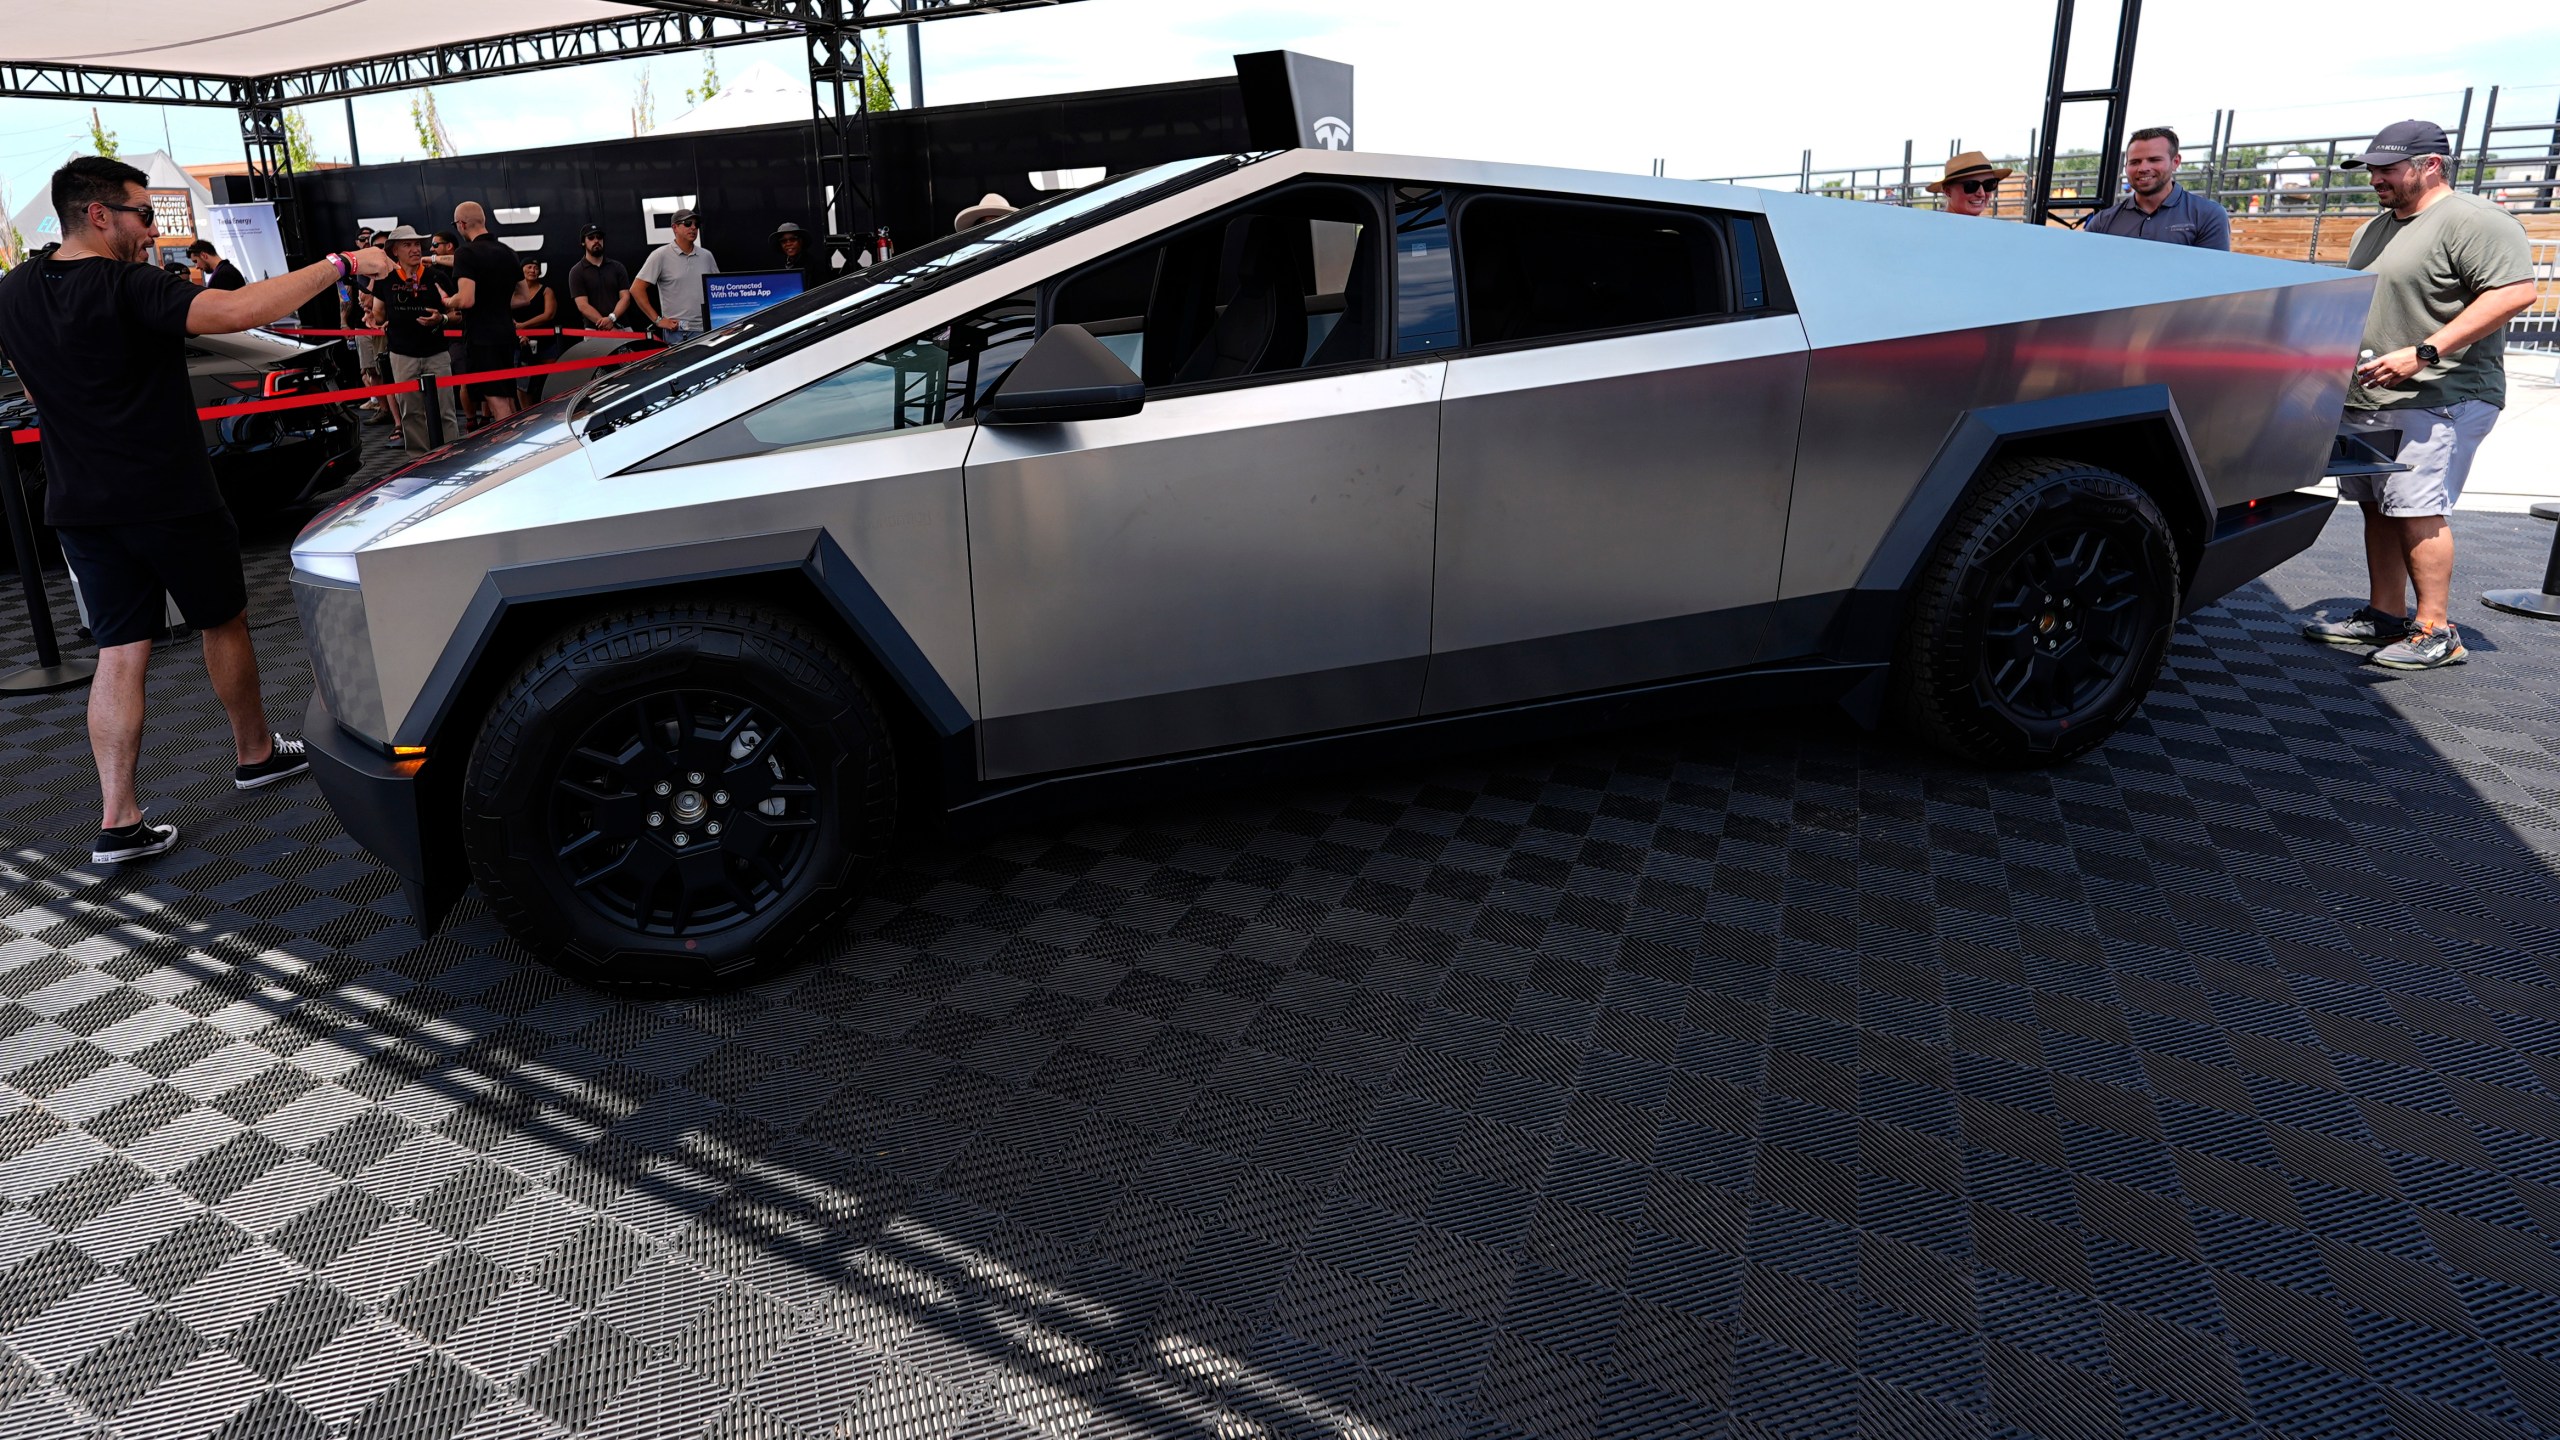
[0,430,98,695]
[2481,507,2560,621]
[419,375,444,449]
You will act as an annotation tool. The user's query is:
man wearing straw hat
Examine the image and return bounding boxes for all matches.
[1928,152,2012,217]
[954,193,1016,233]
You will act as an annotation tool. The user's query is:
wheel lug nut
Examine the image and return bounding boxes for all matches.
[712,791,728,806]
[706,821,721,836]
[688,771,705,785]
[655,781,671,796]
[673,833,689,847]
[647,812,663,827]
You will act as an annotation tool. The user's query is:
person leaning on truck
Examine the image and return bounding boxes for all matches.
[0,156,393,864]
[2299,120,2539,671]
[2079,127,2231,248]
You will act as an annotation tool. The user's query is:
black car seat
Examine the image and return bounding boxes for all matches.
[1173,215,1309,385]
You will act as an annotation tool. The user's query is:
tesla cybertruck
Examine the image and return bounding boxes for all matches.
[291,149,2373,987]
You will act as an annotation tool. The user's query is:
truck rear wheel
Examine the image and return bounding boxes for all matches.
[1890,457,2181,767]
[461,601,897,990]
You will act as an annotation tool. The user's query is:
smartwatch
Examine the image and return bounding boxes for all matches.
[2415,343,2440,365]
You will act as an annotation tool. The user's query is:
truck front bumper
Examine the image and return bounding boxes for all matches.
[306,692,464,933]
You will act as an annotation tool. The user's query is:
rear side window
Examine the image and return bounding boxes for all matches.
[1457,196,1733,346]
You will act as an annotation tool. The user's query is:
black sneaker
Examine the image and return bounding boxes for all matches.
[93,815,178,864]
[2301,605,2411,646]
[235,734,311,791]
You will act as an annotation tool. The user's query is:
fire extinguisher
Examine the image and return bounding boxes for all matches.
[873,226,894,263]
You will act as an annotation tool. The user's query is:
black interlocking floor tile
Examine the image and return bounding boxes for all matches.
[7,478,2560,1435]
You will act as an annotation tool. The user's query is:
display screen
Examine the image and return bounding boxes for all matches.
[705,270,805,329]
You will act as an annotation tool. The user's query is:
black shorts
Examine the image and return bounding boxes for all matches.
[463,340,517,400]
[55,509,248,648]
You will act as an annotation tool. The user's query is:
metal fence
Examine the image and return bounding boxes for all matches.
[1701,84,2560,233]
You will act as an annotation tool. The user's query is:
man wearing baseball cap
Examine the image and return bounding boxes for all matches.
[1928,152,2012,217]
[2300,120,2538,670]
[633,208,719,340]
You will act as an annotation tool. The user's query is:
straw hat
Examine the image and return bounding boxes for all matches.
[954,193,1016,231]
[1925,151,2014,195]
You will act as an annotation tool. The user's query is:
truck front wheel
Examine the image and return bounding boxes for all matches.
[461,601,897,990]
[1891,457,2181,767]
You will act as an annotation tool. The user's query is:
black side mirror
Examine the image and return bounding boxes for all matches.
[980,322,1144,426]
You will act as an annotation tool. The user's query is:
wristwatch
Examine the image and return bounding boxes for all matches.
[2415,343,2440,365]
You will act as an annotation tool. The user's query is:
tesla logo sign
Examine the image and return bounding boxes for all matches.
[1311,115,1352,150]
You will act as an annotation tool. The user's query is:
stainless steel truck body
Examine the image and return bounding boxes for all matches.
[291,149,2374,986]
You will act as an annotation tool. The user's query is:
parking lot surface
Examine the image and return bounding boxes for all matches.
[3,478,2560,1440]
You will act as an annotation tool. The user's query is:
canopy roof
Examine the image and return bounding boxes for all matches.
[13,3,648,81]
[0,0,1089,104]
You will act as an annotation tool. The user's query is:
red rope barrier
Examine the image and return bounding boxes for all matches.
[7,347,657,446]
[288,326,658,340]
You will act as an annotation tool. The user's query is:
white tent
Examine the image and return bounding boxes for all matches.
[6,151,215,258]
[11,2,649,80]
[651,61,815,136]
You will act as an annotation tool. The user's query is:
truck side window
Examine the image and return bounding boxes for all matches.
[1048,181,1383,390]
[1392,187,1459,355]
[1456,196,1732,347]
[630,292,1034,471]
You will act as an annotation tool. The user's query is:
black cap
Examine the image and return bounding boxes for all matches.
[671,209,701,226]
[580,223,605,239]
[2343,119,2452,169]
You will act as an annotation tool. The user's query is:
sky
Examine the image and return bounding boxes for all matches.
[7,0,2560,228]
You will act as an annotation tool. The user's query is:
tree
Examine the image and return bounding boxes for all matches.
[863,29,897,112]
[684,53,720,107]
[410,88,453,159]
[87,107,118,158]
[630,69,657,137]
[283,109,318,171]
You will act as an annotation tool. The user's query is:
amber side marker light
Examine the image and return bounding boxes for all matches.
[392,746,426,757]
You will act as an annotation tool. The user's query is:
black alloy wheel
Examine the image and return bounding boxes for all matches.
[1976,527,2149,726]
[463,601,898,990]
[1891,457,2181,767]
[547,689,820,937]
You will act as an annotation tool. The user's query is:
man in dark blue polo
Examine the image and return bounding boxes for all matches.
[2081,127,2231,249]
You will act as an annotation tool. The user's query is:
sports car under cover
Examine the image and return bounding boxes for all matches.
[291,148,2374,987]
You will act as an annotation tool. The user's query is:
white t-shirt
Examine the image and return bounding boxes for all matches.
[637,242,721,330]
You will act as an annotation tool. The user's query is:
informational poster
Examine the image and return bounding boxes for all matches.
[198,203,291,282]
[705,269,804,328]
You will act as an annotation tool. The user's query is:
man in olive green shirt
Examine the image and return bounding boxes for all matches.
[2301,120,2538,670]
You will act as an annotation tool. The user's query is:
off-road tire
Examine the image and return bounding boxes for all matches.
[1890,457,2181,767]
[462,601,897,990]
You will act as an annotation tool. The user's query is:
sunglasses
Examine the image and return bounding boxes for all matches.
[1949,179,1998,195]
[94,200,156,224]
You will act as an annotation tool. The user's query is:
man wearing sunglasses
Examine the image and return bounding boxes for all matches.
[1928,152,2013,217]
[0,155,393,865]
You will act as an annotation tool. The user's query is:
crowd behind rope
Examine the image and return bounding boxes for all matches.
[327,191,1021,449]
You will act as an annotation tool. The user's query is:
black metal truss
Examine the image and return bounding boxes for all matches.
[0,0,1089,107]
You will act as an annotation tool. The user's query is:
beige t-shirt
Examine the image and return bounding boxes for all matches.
[2347,188,2534,411]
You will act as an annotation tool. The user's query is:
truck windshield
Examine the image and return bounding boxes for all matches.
[574,155,1246,439]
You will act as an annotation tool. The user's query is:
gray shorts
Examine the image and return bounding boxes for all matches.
[2339,399,2498,518]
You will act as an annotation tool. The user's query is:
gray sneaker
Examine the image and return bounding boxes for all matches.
[2302,605,2411,646]
[2372,623,2468,670]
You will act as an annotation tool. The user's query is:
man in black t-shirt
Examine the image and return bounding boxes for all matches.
[186,239,246,290]
[450,202,520,423]
[0,156,392,864]
[565,224,631,331]
[362,226,461,452]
